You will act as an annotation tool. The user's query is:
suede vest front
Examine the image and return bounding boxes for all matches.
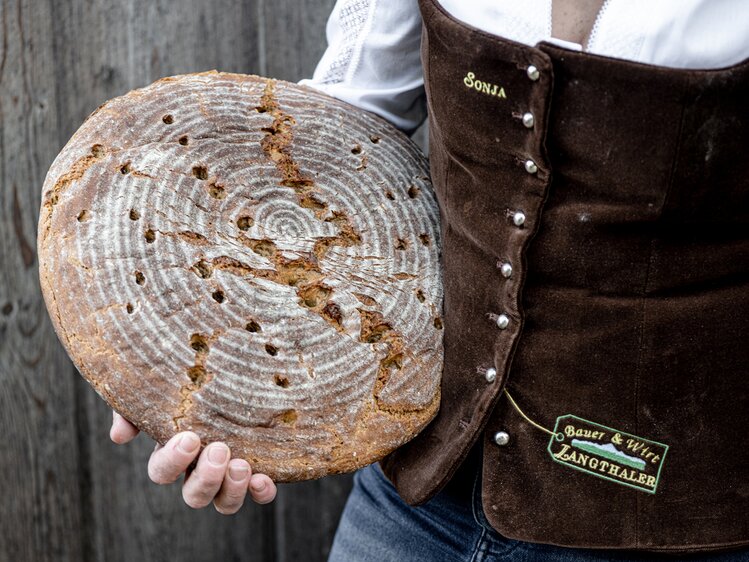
[380,0,749,553]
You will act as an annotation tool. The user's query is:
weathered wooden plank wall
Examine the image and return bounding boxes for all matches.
[0,1,398,560]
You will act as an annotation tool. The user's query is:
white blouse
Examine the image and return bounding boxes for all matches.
[299,0,749,132]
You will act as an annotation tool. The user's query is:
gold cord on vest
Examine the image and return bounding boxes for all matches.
[503,389,558,437]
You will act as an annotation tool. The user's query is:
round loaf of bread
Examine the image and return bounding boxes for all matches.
[37,71,443,482]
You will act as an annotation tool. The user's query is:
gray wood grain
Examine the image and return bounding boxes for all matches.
[274,473,354,562]
[259,0,336,81]
[0,0,86,560]
[2,0,361,560]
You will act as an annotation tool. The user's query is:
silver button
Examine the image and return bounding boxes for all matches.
[496,313,509,329]
[494,431,511,446]
[485,368,497,383]
[522,112,534,128]
[512,211,526,227]
[524,159,538,174]
[500,262,513,278]
[527,65,540,81]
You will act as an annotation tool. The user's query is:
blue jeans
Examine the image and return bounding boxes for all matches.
[328,460,749,561]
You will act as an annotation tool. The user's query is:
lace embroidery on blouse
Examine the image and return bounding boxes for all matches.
[319,0,377,84]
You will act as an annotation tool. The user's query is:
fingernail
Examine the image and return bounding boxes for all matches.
[207,444,229,465]
[251,480,266,492]
[229,464,249,482]
[177,433,200,454]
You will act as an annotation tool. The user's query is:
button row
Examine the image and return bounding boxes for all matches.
[486,63,544,448]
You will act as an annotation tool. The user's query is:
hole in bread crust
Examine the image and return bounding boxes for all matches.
[126,303,134,314]
[321,301,343,329]
[91,144,105,157]
[178,136,189,146]
[434,316,443,329]
[274,374,290,388]
[359,309,393,344]
[162,114,174,124]
[351,144,362,155]
[212,290,225,303]
[77,210,91,222]
[187,365,207,384]
[207,182,226,199]
[129,209,140,221]
[277,409,297,424]
[298,283,332,308]
[144,229,156,243]
[237,216,254,231]
[190,334,209,354]
[245,319,262,333]
[134,271,145,285]
[247,239,276,258]
[385,190,395,201]
[120,162,131,175]
[395,238,408,250]
[193,260,213,279]
[192,165,208,180]
[265,343,278,356]
[408,185,420,198]
[419,233,430,246]
[369,135,380,144]
[416,289,425,302]
[300,194,326,211]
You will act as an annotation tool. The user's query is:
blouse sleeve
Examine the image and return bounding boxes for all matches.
[298,0,427,135]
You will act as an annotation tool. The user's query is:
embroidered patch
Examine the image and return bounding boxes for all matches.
[463,72,506,99]
[547,415,668,494]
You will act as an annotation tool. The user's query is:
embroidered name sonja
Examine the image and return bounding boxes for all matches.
[463,72,507,98]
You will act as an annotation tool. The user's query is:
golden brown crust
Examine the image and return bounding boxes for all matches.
[38,72,443,482]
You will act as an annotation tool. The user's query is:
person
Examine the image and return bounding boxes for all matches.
[112,0,749,559]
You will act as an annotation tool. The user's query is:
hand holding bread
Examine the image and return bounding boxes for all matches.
[110,411,277,512]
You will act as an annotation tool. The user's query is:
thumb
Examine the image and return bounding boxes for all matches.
[110,410,140,444]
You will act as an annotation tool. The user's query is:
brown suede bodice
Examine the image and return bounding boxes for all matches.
[380,0,749,553]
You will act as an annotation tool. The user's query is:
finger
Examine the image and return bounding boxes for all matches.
[249,473,277,504]
[181,442,230,509]
[109,411,140,444]
[213,459,251,515]
[147,432,201,485]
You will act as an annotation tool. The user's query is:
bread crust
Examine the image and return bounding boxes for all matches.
[37,71,443,482]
